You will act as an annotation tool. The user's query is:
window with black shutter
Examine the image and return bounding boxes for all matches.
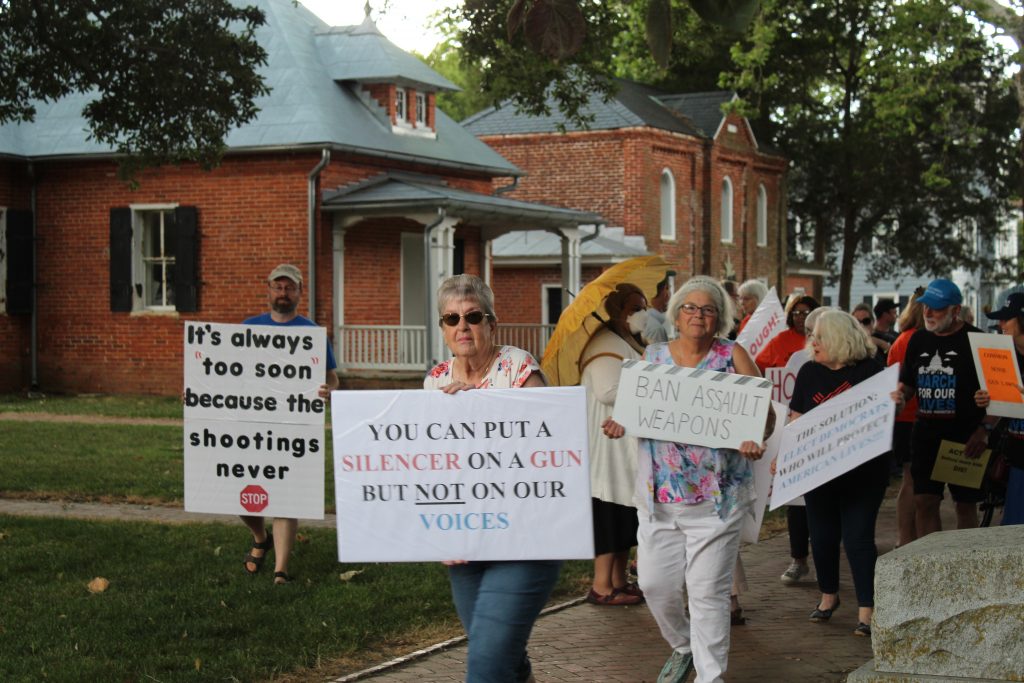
[109,205,199,312]
[5,209,34,315]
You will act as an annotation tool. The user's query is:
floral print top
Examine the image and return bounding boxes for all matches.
[423,345,542,390]
[637,340,755,520]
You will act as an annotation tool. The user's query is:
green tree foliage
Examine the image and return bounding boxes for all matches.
[422,41,494,122]
[448,0,1019,307]
[0,0,270,175]
[725,0,1019,307]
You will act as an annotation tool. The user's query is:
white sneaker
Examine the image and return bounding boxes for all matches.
[780,561,810,584]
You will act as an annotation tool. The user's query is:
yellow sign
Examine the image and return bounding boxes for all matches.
[930,440,992,489]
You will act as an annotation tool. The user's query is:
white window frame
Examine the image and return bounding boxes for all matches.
[660,168,676,241]
[395,88,407,122]
[756,184,768,247]
[415,92,426,126]
[541,283,563,325]
[129,203,179,312]
[0,207,6,313]
[720,176,734,243]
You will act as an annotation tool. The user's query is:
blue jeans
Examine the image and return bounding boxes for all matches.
[448,560,563,683]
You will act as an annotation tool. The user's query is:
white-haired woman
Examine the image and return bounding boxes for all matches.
[424,274,559,683]
[736,279,768,335]
[787,310,897,637]
[604,276,772,683]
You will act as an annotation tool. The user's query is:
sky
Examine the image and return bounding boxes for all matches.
[299,0,455,55]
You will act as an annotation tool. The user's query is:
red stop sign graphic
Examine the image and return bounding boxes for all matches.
[240,485,269,513]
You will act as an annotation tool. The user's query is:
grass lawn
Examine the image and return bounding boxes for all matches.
[0,393,183,419]
[0,515,591,682]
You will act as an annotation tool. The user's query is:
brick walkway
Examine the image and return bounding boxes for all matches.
[0,488,958,683]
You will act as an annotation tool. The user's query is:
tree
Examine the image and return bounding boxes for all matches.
[0,1,270,175]
[421,41,494,122]
[447,0,1020,308]
[725,0,1019,308]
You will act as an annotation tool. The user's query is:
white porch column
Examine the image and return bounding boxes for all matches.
[427,217,460,366]
[332,216,358,371]
[559,226,583,310]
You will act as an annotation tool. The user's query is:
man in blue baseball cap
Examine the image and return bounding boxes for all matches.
[897,279,996,536]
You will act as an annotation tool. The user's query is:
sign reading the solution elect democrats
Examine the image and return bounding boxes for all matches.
[612,360,773,450]
[331,387,592,562]
[769,365,898,510]
[183,321,328,519]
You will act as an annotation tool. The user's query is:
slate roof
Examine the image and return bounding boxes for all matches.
[322,172,600,231]
[492,226,648,262]
[463,80,753,147]
[0,0,517,177]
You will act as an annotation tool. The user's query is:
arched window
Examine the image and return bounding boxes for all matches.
[720,176,733,243]
[756,184,768,247]
[660,169,676,240]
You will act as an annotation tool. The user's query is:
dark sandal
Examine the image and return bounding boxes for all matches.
[809,596,840,622]
[243,533,273,575]
[731,607,747,625]
[274,571,293,585]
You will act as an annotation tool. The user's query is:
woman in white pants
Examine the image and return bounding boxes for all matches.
[604,277,772,683]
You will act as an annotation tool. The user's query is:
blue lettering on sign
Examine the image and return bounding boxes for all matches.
[418,512,510,531]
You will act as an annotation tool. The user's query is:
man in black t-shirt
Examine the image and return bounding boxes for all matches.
[898,279,990,536]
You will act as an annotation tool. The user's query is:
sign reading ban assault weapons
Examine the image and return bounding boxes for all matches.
[612,360,773,450]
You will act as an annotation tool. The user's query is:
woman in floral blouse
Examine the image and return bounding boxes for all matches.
[604,276,771,683]
[424,274,556,683]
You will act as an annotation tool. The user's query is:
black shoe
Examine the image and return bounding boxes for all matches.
[853,622,871,637]
[809,596,840,622]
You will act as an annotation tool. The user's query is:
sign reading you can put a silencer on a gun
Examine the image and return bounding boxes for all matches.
[182,321,329,519]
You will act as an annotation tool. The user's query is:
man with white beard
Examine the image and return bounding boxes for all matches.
[897,279,993,536]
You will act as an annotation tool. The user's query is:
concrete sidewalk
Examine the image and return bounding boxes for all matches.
[332,495,955,683]
[0,493,956,682]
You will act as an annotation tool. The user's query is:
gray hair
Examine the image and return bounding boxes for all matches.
[436,274,497,321]
[738,279,768,304]
[667,276,735,338]
[808,310,875,365]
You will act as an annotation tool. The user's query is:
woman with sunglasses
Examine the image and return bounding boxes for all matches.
[424,274,557,683]
[579,282,648,606]
[604,276,771,683]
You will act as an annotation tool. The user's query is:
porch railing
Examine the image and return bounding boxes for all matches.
[337,323,556,372]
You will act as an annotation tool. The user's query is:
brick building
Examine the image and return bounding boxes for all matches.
[464,81,789,321]
[0,1,598,395]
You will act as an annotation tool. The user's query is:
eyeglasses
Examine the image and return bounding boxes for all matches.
[679,303,718,317]
[269,284,298,294]
[440,311,493,327]
[855,317,872,326]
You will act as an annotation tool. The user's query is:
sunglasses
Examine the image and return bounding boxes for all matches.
[440,311,492,327]
[855,317,872,326]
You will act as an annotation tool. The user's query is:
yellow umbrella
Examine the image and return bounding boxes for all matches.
[541,255,674,386]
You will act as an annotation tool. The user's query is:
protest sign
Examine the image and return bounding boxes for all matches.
[183,322,328,518]
[736,287,786,359]
[331,386,592,562]
[769,365,898,510]
[741,400,787,544]
[766,350,810,405]
[930,440,992,489]
[612,360,772,450]
[969,332,1024,419]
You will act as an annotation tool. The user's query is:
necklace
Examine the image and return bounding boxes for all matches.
[454,346,500,385]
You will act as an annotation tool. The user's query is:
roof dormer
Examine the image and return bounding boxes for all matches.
[314,3,457,140]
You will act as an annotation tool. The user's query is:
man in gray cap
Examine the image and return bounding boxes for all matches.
[240,263,339,584]
[897,278,994,536]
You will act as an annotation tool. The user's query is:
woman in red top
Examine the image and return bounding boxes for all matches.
[755,295,819,373]
[886,289,925,547]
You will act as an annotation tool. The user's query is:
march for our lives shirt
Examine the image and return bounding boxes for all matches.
[899,323,984,442]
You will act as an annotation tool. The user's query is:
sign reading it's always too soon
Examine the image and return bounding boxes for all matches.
[331,387,593,562]
[183,321,328,519]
